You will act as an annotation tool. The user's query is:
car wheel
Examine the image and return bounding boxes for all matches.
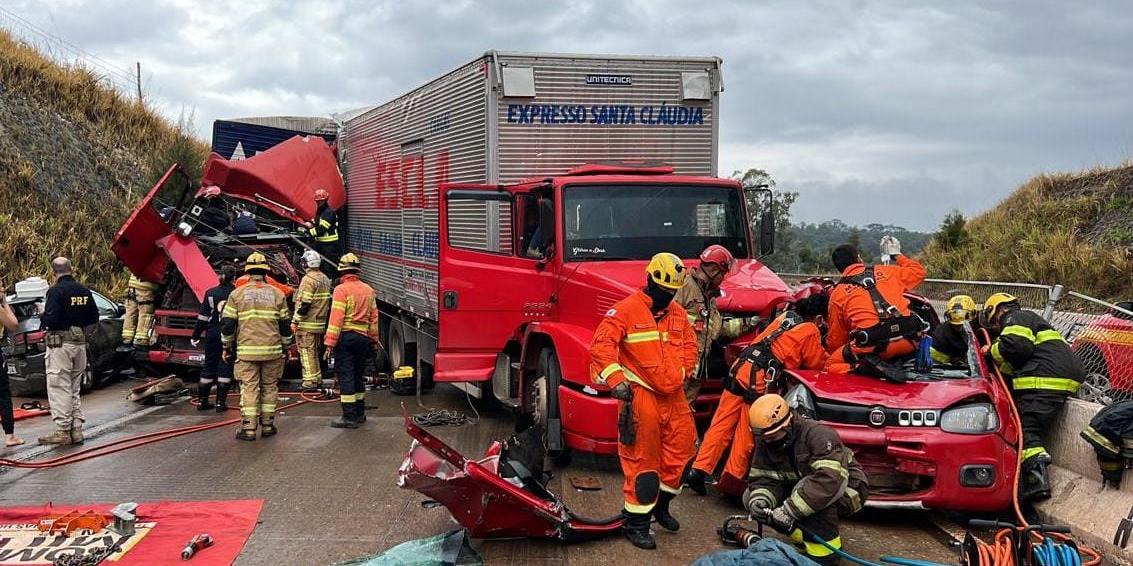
[531,347,571,466]
[1077,368,1113,405]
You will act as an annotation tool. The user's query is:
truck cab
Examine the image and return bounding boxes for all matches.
[435,163,788,455]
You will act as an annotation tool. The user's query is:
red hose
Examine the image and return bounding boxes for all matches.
[0,398,316,469]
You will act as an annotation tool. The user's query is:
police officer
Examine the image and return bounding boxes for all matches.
[221,252,293,441]
[191,266,237,412]
[981,293,1085,502]
[39,258,100,446]
[745,394,870,566]
[293,250,332,390]
[306,189,340,278]
[323,254,380,429]
[673,245,758,403]
[120,273,158,349]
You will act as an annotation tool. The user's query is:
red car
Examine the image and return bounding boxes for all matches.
[1070,301,1133,405]
[727,296,1020,513]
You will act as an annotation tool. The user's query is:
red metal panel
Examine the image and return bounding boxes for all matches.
[156,235,218,302]
[111,165,178,283]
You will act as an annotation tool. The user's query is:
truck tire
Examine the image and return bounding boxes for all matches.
[532,347,572,466]
[389,322,433,390]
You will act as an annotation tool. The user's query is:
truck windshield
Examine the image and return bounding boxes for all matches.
[562,184,749,261]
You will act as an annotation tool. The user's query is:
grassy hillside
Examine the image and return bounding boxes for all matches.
[0,29,208,297]
[921,164,1133,301]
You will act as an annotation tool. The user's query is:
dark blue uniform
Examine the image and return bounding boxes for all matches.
[41,276,98,332]
[191,281,234,410]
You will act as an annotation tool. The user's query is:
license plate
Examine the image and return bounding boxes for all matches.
[6,362,15,375]
[188,354,204,363]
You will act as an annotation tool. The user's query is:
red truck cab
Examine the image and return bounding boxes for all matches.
[435,164,787,455]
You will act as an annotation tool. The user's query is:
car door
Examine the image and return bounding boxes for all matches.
[436,184,555,381]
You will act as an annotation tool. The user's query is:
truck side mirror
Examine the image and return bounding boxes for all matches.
[537,198,555,257]
[759,207,775,256]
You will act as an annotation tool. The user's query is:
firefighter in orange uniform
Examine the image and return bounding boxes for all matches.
[684,283,830,497]
[824,238,926,378]
[589,252,699,550]
[323,253,381,429]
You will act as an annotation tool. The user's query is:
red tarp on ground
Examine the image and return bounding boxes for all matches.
[5,408,49,422]
[0,499,263,565]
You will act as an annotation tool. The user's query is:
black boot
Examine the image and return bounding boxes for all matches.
[260,416,277,437]
[683,467,708,496]
[331,402,359,429]
[653,492,680,532]
[1020,453,1053,502]
[355,400,367,424]
[235,421,256,442]
[214,383,229,413]
[196,382,214,411]
[622,510,656,550]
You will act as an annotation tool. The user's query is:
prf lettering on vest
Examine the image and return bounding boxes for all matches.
[70,297,88,306]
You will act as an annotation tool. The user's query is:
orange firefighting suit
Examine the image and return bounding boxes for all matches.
[673,267,750,402]
[590,290,699,514]
[692,314,827,491]
[236,273,294,299]
[825,255,925,373]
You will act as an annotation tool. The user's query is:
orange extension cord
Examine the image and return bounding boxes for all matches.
[979,328,1101,566]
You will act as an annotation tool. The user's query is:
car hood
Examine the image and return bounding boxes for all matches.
[792,369,993,409]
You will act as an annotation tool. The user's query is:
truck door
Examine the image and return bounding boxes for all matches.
[436,185,555,382]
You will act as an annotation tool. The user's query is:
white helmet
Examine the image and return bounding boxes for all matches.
[302,250,322,269]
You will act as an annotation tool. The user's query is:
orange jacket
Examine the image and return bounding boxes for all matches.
[236,274,294,298]
[324,274,379,348]
[589,290,699,395]
[731,314,828,393]
[826,255,926,353]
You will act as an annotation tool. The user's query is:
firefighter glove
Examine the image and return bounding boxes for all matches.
[190,339,200,348]
[745,493,774,515]
[323,348,333,362]
[766,505,796,535]
[222,348,235,364]
[611,381,633,401]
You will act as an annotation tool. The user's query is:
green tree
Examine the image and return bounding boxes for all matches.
[731,168,799,269]
[934,210,968,251]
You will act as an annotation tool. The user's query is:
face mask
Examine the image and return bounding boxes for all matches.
[646,282,675,312]
[764,437,789,451]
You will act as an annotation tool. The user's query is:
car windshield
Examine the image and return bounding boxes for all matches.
[8,299,42,334]
[562,184,749,261]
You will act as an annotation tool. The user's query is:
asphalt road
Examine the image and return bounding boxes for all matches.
[0,379,960,565]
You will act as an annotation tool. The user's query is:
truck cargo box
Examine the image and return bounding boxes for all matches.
[213,117,337,161]
[340,51,722,320]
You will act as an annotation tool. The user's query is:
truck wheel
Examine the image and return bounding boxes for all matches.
[532,347,572,466]
[388,323,431,390]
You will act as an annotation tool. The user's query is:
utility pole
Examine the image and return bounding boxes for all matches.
[135,62,142,103]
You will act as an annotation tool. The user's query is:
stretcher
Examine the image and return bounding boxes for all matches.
[398,408,623,541]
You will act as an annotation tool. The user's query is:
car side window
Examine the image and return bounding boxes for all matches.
[91,292,116,318]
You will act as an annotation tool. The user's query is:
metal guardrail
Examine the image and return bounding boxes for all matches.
[778,273,1133,406]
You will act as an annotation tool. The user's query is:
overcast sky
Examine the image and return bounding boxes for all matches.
[5,1,1132,230]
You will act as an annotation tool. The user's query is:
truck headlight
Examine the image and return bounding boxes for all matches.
[940,403,999,434]
[784,385,816,420]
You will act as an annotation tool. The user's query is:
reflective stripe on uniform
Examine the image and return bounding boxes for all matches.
[343,322,370,333]
[340,394,357,403]
[260,403,276,414]
[241,406,258,417]
[624,501,656,514]
[1012,376,1079,393]
[749,468,800,482]
[598,363,623,384]
[1021,446,1049,461]
[623,331,661,344]
[237,344,283,356]
[1082,426,1120,456]
[297,321,326,331]
[811,459,850,479]
[789,489,815,517]
[1001,325,1036,342]
[315,234,338,243]
[236,309,283,321]
[804,536,842,558]
[620,368,655,392]
[1035,329,1066,344]
[845,486,863,514]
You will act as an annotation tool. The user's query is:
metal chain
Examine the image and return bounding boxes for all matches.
[52,544,121,566]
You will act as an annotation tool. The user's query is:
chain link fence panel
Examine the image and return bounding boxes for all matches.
[775,273,1133,406]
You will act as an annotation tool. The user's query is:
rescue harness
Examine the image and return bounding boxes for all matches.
[724,311,802,403]
[839,266,928,354]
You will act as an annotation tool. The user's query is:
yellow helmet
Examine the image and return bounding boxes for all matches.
[337,253,361,273]
[748,394,792,437]
[645,252,686,290]
[980,292,1019,327]
[244,252,270,273]
[945,294,977,325]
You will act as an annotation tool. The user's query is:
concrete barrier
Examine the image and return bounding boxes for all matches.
[1037,397,1133,564]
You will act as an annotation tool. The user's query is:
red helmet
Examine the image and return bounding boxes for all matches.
[699,245,735,273]
[314,188,330,201]
[202,185,222,199]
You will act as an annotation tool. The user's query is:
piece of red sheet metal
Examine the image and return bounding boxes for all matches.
[112,164,179,284]
[156,234,218,302]
[398,408,623,542]
[200,135,345,224]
